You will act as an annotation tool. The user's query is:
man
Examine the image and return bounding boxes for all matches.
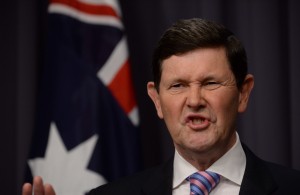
[23,18,300,195]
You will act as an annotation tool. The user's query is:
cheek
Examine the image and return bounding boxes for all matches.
[222,103,239,131]
[210,92,240,122]
[160,102,174,119]
[160,96,183,122]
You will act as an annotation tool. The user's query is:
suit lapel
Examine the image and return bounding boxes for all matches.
[239,144,277,195]
[141,157,173,195]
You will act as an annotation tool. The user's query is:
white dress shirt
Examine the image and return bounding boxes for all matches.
[172,132,246,195]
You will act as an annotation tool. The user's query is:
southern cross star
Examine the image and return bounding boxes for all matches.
[28,122,106,195]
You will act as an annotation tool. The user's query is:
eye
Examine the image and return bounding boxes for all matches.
[172,83,182,88]
[171,83,183,88]
[168,82,187,93]
[202,81,222,90]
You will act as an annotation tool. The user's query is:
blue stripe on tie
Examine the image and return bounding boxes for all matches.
[190,183,205,195]
[188,171,221,195]
[206,171,221,183]
[192,173,211,191]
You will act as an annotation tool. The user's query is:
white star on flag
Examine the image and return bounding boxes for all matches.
[28,122,106,195]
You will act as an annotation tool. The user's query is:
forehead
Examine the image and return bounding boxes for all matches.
[161,47,231,79]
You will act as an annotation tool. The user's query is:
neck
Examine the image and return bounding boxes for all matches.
[176,134,237,171]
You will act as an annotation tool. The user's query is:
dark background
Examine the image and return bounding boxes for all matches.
[1,0,300,194]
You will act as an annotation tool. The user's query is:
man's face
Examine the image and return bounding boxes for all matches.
[148,47,253,159]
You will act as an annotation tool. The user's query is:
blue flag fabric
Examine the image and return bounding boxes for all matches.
[26,1,141,194]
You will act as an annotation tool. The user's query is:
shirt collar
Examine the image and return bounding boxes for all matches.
[173,132,246,189]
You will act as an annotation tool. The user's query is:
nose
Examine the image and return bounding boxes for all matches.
[186,86,206,109]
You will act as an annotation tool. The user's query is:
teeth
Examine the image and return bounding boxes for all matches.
[192,118,204,124]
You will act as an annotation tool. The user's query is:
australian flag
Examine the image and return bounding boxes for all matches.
[25,0,141,194]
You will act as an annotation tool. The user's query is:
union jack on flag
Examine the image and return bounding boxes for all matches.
[25,0,141,194]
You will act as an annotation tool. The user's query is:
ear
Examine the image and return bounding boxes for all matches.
[238,74,254,113]
[147,82,164,119]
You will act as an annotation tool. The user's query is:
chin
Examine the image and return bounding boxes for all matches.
[188,138,216,151]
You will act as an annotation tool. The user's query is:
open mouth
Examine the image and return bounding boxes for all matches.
[190,117,206,125]
[186,115,210,129]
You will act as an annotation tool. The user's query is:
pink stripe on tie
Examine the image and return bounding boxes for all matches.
[200,171,217,188]
[188,171,220,195]
[190,178,209,195]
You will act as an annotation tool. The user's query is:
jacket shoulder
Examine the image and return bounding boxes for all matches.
[264,161,300,183]
[88,168,153,194]
[241,144,300,194]
[88,158,173,195]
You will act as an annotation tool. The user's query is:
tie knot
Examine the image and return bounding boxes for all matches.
[188,171,220,195]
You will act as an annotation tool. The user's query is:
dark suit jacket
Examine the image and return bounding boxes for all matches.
[88,145,300,195]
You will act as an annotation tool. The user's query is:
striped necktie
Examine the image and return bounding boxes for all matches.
[188,171,221,195]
